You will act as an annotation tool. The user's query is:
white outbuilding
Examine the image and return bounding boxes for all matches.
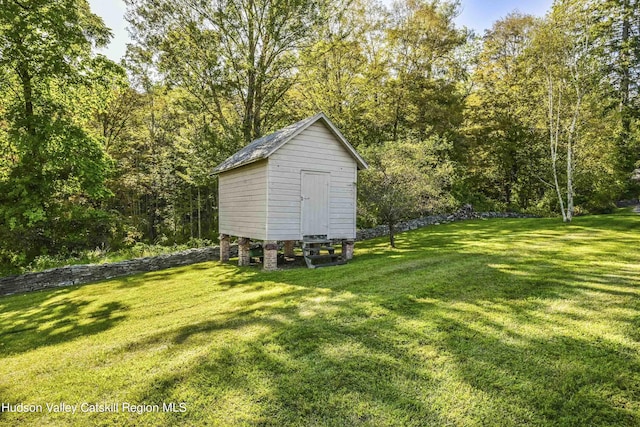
[212,113,368,270]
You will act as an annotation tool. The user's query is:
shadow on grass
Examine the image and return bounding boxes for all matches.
[2,214,640,424]
[0,289,128,356]
[121,274,640,425]
[125,297,448,425]
[116,268,195,289]
[119,215,638,424]
[114,241,640,425]
[435,315,639,425]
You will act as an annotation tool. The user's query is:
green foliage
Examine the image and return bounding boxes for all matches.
[358,137,455,246]
[0,0,122,268]
[14,238,215,276]
[461,13,548,210]
[101,84,221,246]
[459,2,638,216]
[594,0,640,185]
[125,0,329,144]
[2,0,640,272]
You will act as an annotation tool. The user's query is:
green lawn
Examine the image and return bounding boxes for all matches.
[1,212,640,426]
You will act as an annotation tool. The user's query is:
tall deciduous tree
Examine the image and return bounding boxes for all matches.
[385,0,466,143]
[531,0,604,221]
[596,0,640,189]
[290,0,390,147]
[463,13,546,209]
[125,0,329,145]
[0,0,119,262]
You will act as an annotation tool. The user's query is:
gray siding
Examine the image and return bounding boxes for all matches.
[218,160,268,240]
[267,122,357,240]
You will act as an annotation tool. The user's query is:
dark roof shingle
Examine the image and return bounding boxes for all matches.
[212,113,368,174]
[212,115,319,174]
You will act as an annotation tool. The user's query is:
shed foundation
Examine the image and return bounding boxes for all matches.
[284,240,295,258]
[219,234,230,262]
[342,240,354,261]
[263,241,278,271]
[238,237,251,266]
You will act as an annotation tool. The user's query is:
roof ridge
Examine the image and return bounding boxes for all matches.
[212,112,367,174]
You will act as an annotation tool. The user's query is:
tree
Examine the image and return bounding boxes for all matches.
[103,51,223,246]
[462,13,547,210]
[359,138,455,247]
[530,0,603,221]
[289,0,390,147]
[0,0,120,264]
[385,0,467,143]
[125,0,330,145]
[594,0,640,193]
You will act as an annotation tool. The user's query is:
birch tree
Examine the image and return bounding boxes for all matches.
[532,0,601,221]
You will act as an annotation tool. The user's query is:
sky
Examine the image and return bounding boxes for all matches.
[89,0,555,63]
[89,0,127,62]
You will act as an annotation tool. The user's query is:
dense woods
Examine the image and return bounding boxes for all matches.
[1,0,639,272]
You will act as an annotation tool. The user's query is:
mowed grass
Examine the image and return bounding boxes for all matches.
[1,212,640,426]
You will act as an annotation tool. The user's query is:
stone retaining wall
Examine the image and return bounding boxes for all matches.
[0,206,533,297]
[0,245,238,297]
[356,207,534,241]
[616,199,639,208]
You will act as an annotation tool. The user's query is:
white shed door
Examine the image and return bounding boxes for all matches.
[301,171,330,237]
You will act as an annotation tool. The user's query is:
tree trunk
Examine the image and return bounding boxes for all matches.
[244,70,256,143]
[388,218,396,248]
[619,0,633,172]
[392,102,400,143]
[620,0,631,133]
[197,187,201,240]
[566,141,574,222]
[18,63,35,137]
[504,180,512,206]
[548,75,567,221]
[565,85,583,223]
[243,0,257,144]
[252,65,264,140]
[189,187,193,239]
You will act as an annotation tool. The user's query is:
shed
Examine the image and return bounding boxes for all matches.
[212,113,368,270]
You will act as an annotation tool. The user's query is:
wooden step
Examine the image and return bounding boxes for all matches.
[302,239,346,269]
[313,260,346,268]
[306,254,341,261]
[303,246,335,253]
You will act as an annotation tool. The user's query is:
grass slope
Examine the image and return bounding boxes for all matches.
[1,211,640,426]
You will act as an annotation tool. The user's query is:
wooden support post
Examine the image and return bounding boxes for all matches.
[263,241,278,271]
[284,240,295,258]
[342,240,354,261]
[238,237,251,266]
[219,234,230,262]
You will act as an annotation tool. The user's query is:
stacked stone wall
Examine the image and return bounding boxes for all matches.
[0,206,535,296]
[356,207,534,241]
[0,245,238,296]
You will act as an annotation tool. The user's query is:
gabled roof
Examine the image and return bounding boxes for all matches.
[212,113,368,174]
